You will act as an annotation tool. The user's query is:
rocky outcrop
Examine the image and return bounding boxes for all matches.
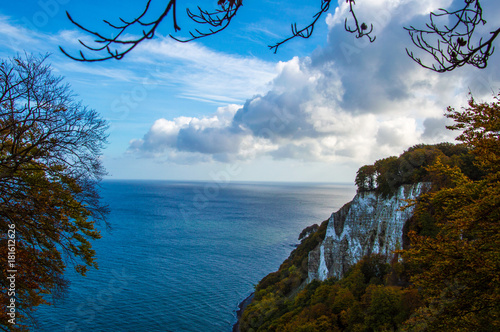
[308,182,430,281]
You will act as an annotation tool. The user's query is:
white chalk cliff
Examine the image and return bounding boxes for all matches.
[308,182,430,281]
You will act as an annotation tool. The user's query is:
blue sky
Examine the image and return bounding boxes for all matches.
[1,0,499,182]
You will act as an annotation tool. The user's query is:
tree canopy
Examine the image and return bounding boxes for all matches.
[402,94,500,330]
[0,54,108,330]
[60,0,499,72]
[354,142,480,197]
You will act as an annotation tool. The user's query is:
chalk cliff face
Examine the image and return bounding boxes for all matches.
[308,183,429,281]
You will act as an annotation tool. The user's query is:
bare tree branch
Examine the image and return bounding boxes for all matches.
[60,0,498,72]
[344,0,376,43]
[60,0,180,62]
[269,0,333,53]
[170,0,242,43]
[269,0,375,53]
[405,0,498,72]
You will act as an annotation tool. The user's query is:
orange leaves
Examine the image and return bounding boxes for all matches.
[446,93,500,174]
[0,55,108,330]
[402,93,500,330]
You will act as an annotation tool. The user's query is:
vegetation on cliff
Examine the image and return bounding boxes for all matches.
[403,96,500,331]
[355,142,482,197]
[241,252,423,332]
[240,93,500,331]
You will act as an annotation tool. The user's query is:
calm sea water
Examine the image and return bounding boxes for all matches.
[31,180,356,332]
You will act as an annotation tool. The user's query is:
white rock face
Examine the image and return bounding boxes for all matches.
[308,183,430,282]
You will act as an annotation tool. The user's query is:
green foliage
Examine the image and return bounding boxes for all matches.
[241,253,419,332]
[364,285,402,330]
[355,165,377,192]
[358,255,390,285]
[255,218,330,301]
[298,224,319,242]
[356,142,481,197]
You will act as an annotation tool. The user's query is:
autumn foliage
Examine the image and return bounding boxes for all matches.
[403,95,500,330]
[240,93,500,331]
[0,55,108,330]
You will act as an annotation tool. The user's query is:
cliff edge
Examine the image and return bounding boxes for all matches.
[308,182,429,281]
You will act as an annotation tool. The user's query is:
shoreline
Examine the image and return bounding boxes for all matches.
[232,292,254,332]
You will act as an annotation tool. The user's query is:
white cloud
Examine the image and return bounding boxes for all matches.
[129,0,500,166]
[0,15,45,55]
[0,16,277,106]
[129,104,254,162]
[130,37,278,104]
[3,2,498,172]
[326,0,453,31]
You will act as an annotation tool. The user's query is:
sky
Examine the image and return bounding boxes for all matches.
[1,0,499,183]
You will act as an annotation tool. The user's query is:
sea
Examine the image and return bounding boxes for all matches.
[31,180,356,332]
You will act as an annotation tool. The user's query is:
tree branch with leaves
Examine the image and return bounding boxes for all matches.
[0,54,108,330]
[402,93,500,330]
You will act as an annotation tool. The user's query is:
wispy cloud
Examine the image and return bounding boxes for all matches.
[0,15,45,54]
[0,16,277,105]
[129,37,278,104]
[129,0,500,166]
[2,2,499,173]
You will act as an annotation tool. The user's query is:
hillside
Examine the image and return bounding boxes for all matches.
[238,106,500,332]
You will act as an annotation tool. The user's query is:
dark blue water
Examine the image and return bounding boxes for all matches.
[32,180,356,332]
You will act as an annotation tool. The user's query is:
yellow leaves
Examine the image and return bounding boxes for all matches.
[404,180,500,328]
[401,95,500,330]
[446,93,500,174]
[426,157,471,188]
[1,55,108,331]
[75,264,88,276]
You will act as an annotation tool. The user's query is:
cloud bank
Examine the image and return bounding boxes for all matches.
[128,0,500,165]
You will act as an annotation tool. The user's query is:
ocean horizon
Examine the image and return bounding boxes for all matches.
[31,180,356,331]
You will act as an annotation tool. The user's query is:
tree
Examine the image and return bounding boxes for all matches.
[355,165,377,192]
[0,54,108,330]
[364,285,402,331]
[60,0,499,72]
[402,93,500,331]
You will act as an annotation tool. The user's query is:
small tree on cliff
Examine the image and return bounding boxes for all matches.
[355,165,377,192]
[0,54,108,330]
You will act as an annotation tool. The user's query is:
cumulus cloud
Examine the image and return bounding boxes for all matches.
[130,105,242,160]
[129,0,500,165]
[421,116,456,142]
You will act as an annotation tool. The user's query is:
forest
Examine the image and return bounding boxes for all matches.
[239,95,500,331]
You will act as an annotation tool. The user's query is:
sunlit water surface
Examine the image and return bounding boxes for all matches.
[32,180,356,332]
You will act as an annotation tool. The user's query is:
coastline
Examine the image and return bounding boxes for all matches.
[232,293,254,332]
